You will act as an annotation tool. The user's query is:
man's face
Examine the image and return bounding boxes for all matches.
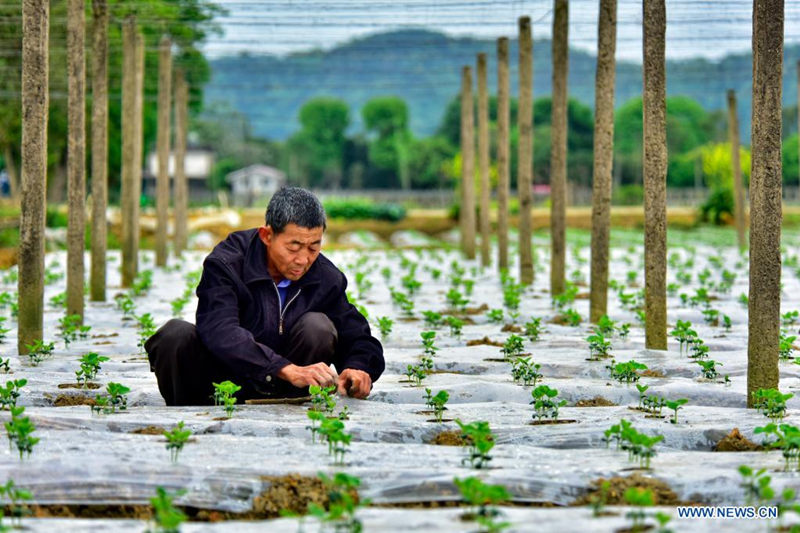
[258,223,323,282]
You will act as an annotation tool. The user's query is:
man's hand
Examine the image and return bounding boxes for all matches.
[337,368,371,399]
[277,362,338,388]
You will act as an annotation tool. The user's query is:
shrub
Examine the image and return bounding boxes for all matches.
[323,197,406,222]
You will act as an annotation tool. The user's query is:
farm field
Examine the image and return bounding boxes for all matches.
[1,229,800,531]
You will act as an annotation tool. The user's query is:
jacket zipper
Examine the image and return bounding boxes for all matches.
[273,282,302,335]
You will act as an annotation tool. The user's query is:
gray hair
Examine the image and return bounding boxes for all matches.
[265,187,327,234]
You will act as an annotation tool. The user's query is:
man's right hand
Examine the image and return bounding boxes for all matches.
[276,362,338,388]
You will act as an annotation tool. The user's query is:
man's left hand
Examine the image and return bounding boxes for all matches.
[337,368,371,399]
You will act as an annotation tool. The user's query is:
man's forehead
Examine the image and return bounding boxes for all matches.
[279,224,323,242]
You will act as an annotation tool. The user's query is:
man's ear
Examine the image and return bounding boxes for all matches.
[258,225,273,247]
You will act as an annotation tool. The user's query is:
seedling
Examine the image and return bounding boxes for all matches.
[635,384,649,410]
[587,332,612,360]
[455,419,495,469]
[309,385,337,415]
[170,295,190,317]
[92,382,131,414]
[147,487,187,533]
[446,288,469,311]
[722,314,732,331]
[595,315,617,337]
[642,395,666,417]
[163,421,192,463]
[317,418,351,465]
[551,283,578,311]
[607,360,648,384]
[779,333,797,360]
[502,282,523,311]
[429,390,449,423]
[665,398,688,424]
[136,313,157,353]
[23,340,54,366]
[306,410,325,443]
[602,418,632,450]
[308,472,366,533]
[783,310,800,327]
[75,352,110,387]
[511,357,542,387]
[669,320,697,355]
[213,380,241,418]
[57,314,91,348]
[131,269,153,296]
[624,487,653,532]
[114,292,137,318]
[0,317,9,344]
[422,311,444,329]
[752,388,793,422]
[405,364,427,386]
[754,423,800,470]
[420,331,438,357]
[524,317,543,341]
[0,379,26,410]
[696,360,722,380]
[375,316,393,339]
[500,334,525,361]
[4,406,39,460]
[453,476,510,533]
[0,479,32,528]
[701,308,719,326]
[530,385,567,422]
[445,316,464,338]
[688,338,709,360]
[486,308,504,324]
[738,465,775,508]
[561,308,582,327]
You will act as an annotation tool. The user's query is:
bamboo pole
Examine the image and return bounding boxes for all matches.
[477,53,491,268]
[120,17,137,288]
[518,16,534,285]
[550,0,569,296]
[460,66,476,260]
[496,37,510,272]
[90,0,108,301]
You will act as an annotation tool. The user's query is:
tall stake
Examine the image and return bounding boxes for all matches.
[18,0,49,354]
[477,53,491,268]
[90,0,108,302]
[518,16,534,284]
[156,36,172,267]
[496,37,510,272]
[66,0,86,321]
[589,0,618,323]
[550,0,569,296]
[727,90,746,251]
[642,0,668,349]
[173,69,189,256]
[460,66,476,259]
[120,17,137,288]
[747,0,783,405]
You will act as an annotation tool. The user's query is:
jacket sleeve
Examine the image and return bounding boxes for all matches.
[195,258,291,382]
[327,272,385,383]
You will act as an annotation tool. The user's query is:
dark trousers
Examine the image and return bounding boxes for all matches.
[145,312,338,406]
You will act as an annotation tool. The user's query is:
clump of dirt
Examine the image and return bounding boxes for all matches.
[462,303,489,315]
[501,324,522,333]
[91,333,119,339]
[549,314,577,326]
[427,429,465,446]
[571,474,681,506]
[574,397,617,407]
[58,383,101,390]
[529,419,577,426]
[575,292,590,299]
[466,336,504,347]
[713,428,763,452]
[26,504,151,520]
[640,369,665,378]
[130,426,166,435]
[52,395,96,407]
[251,474,337,518]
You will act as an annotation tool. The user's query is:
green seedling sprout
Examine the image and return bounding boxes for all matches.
[753,423,800,471]
[551,283,578,311]
[420,331,438,357]
[607,360,648,384]
[589,480,611,517]
[696,359,722,380]
[422,310,444,329]
[623,487,654,532]
[486,309,504,324]
[317,418,352,465]
[147,487,187,533]
[212,380,241,418]
[453,476,510,533]
[635,384,649,410]
[524,317,543,341]
[752,388,793,422]
[57,314,91,348]
[561,308,582,327]
[669,320,697,355]
[642,395,666,416]
[136,313,157,353]
[429,390,449,423]
[375,316,393,339]
[455,419,495,469]
[75,352,110,388]
[530,385,567,422]
[308,472,367,533]
[4,406,39,460]
[596,315,617,337]
[587,332,612,360]
[0,317,9,344]
[722,314,732,331]
[738,465,775,508]
[780,333,797,360]
[500,334,525,361]
[782,310,800,326]
[446,316,464,338]
[688,339,710,360]
[665,398,688,424]
[114,292,137,318]
[405,363,427,386]
[0,379,26,410]
[309,385,337,415]
[164,421,192,463]
[0,479,32,528]
[91,382,131,415]
[445,288,469,311]
[131,269,154,297]
[511,357,542,387]
[23,340,54,366]
[306,410,325,443]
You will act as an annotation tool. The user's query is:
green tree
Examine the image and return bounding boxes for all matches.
[362,96,413,189]
[289,97,350,188]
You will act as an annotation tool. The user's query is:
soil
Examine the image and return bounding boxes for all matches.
[57,383,101,390]
[574,397,617,407]
[462,304,489,316]
[397,317,420,322]
[426,418,454,423]
[129,425,166,435]
[466,337,504,347]
[640,369,666,378]
[501,324,523,333]
[52,394,96,407]
[713,428,763,452]
[427,429,465,446]
[91,333,119,339]
[549,315,580,326]
[529,419,577,426]
[250,474,340,518]
[570,473,682,506]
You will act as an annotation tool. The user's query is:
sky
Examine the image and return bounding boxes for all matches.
[202,0,800,62]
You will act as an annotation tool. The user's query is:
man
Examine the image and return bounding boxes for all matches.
[146,187,385,406]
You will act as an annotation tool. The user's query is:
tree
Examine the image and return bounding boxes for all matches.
[290,97,350,188]
[362,96,413,190]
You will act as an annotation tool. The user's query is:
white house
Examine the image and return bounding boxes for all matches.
[226,164,287,206]
[144,148,215,202]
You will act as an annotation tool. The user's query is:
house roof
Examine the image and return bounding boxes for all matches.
[225,164,287,182]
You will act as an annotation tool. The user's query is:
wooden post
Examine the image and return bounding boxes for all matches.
[747,0,783,405]
[550,0,568,296]
[155,36,172,267]
[496,37,510,272]
[727,90,746,251]
[18,0,49,354]
[90,0,108,302]
[120,17,137,288]
[133,30,145,266]
[589,0,618,323]
[66,0,86,321]
[460,66,476,260]
[477,53,491,268]
[518,16,534,285]
[642,0,668,350]
[173,68,188,256]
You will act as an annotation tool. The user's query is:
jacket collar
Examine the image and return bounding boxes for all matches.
[242,228,322,287]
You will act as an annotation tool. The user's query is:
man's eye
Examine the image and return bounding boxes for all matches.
[288,245,301,252]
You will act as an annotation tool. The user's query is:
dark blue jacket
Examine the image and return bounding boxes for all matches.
[195,228,385,385]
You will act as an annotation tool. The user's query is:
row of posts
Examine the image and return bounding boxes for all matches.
[456,0,784,405]
[19,0,189,354]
